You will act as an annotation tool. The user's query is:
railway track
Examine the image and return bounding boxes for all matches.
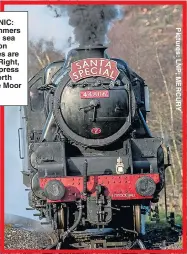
[43,224,182,250]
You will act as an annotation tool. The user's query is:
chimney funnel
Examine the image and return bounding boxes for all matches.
[65,45,108,67]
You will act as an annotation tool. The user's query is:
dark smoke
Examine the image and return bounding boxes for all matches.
[48,5,123,46]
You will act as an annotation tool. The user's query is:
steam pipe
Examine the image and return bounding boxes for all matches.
[144,85,150,112]
[40,111,55,142]
[138,108,153,138]
[62,200,83,242]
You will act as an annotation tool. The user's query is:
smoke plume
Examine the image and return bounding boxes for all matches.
[48,5,123,46]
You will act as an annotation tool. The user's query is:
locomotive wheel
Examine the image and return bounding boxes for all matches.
[57,208,65,234]
[134,205,141,234]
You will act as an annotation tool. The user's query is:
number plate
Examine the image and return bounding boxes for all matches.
[80,90,109,99]
[91,128,101,134]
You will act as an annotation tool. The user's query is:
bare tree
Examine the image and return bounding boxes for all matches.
[28,39,64,78]
[108,5,182,210]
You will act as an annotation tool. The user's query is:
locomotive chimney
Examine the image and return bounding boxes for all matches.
[65,45,108,67]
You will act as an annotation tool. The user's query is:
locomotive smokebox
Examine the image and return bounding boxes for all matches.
[65,45,107,67]
[53,43,135,147]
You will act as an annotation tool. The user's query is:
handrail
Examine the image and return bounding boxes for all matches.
[18,128,24,159]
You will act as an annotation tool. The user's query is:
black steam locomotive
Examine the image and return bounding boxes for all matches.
[19,46,170,249]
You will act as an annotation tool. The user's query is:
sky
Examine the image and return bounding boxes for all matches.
[4,5,73,218]
[6,5,74,50]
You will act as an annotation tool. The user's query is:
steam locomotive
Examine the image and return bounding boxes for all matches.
[19,45,170,248]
